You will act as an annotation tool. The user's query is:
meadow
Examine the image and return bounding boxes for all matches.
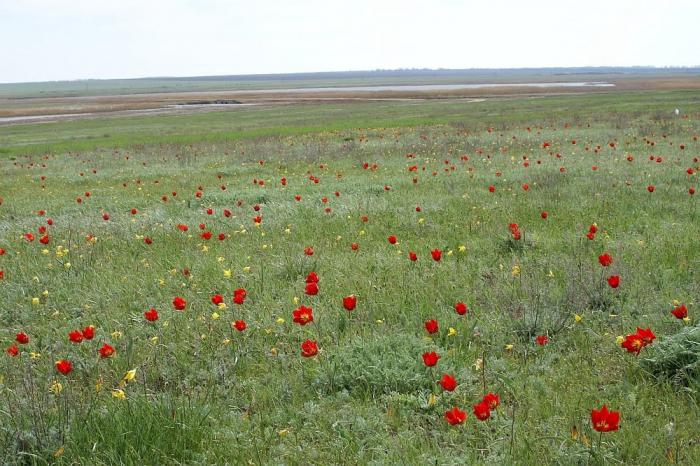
[0,89,699,464]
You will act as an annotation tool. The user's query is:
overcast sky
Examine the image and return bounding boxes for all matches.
[1,0,698,83]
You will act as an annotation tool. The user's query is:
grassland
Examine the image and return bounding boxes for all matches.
[0,88,699,464]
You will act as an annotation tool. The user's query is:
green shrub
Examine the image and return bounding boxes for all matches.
[641,324,700,391]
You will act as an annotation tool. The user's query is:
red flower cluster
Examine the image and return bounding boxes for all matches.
[621,327,656,355]
[508,223,522,241]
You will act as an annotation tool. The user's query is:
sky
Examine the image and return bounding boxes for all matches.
[1,0,699,83]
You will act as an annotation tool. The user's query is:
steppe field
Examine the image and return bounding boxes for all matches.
[0,72,699,465]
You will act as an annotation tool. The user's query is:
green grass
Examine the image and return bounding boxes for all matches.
[1,90,698,158]
[0,90,699,464]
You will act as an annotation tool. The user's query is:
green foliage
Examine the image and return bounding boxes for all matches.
[319,334,436,397]
[641,324,700,391]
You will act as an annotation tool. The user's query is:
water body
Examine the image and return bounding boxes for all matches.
[237,82,615,93]
[0,82,614,124]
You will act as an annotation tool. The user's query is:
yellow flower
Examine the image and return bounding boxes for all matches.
[223,269,232,278]
[427,393,437,406]
[446,250,453,256]
[123,369,137,382]
[284,228,291,234]
[31,297,40,305]
[29,352,41,359]
[64,262,71,269]
[418,218,425,224]
[574,314,583,323]
[547,270,555,278]
[217,256,225,263]
[42,249,49,255]
[95,378,103,392]
[211,312,220,320]
[473,358,483,371]
[447,327,457,337]
[376,319,384,324]
[293,296,300,305]
[458,245,466,253]
[672,299,681,306]
[111,331,123,340]
[505,344,514,351]
[615,335,624,346]
[511,265,520,277]
[278,429,290,437]
[243,266,251,273]
[49,381,63,395]
[112,389,126,400]
[150,336,159,344]
[683,317,691,324]
[276,317,285,324]
[217,302,227,310]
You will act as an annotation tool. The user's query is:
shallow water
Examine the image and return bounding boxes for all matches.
[239,82,615,93]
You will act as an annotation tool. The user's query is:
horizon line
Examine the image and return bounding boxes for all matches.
[2,65,700,86]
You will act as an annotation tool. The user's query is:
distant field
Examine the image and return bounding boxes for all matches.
[0,83,699,464]
[1,68,699,123]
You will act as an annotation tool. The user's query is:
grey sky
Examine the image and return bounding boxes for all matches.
[1,0,698,83]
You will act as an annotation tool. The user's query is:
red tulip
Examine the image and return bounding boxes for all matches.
[99,344,115,358]
[607,275,620,288]
[454,302,467,315]
[438,374,457,391]
[431,249,442,261]
[598,253,613,267]
[388,235,397,245]
[422,351,440,367]
[591,405,620,432]
[69,330,83,343]
[445,407,467,425]
[671,304,688,319]
[292,305,313,325]
[55,359,72,375]
[343,295,357,311]
[473,401,491,421]
[233,288,247,305]
[482,392,500,410]
[535,335,548,346]
[305,282,319,296]
[301,339,318,357]
[408,251,418,261]
[234,320,247,331]
[82,326,95,340]
[173,296,187,310]
[6,344,19,356]
[424,319,438,334]
[144,308,159,321]
[15,333,29,345]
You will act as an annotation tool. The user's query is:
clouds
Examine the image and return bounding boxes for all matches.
[1,0,698,82]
